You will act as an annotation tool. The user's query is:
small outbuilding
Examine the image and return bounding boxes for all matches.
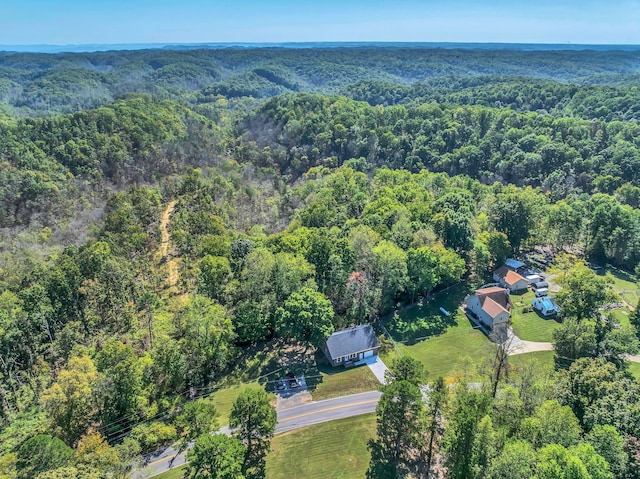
[505,258,526,271]
[466,286,513,330]
[321,325,380,368]
[493,266,529,293]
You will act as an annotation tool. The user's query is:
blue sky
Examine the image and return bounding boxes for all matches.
[0,0,638,45]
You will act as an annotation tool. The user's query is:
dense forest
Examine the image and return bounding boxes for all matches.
[0,46,640,479]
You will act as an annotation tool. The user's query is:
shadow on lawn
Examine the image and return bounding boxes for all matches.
[386,284,472,344]
[596,264,636,283]
[250,344,327,393]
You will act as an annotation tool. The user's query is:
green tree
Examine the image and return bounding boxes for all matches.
[425,377,448,477]
[586,425,627,479]
[185,434,245,479]
[556,265,615,321]
[490,187,542,251]
[571,443,613,479]
[34,465,103,479]
[519,400,581,449]
[229,389,277,479]
[432,211,474,253]
[372,240,408,312]
[198,255,232,301]
[95,339,145,436]
[367,380,425,478]
[386,357,425,385]
[175,399,219,458]
[406,247,440,303]
[41,356,98,445]
[487,440,536,479]
[74,432,119,474]
[553,318,597,363]
[556,358,637,432]
[536,444,591,479]
[177,295,237,385]
[434,245,466,286]
[16,435,73,479]
[276,288,334,347]
[483,231,511,268]
[470,416,496,479]
[443,386,491,479]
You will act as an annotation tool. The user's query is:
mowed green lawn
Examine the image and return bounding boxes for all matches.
[387,287,496,380]
[509,350,555,375]
[627,361,640,380]
[310,364,381,401]
[510,290,561,342]
[600,266,639,306]
[386,284,470,343]
[208,381,273,426]
[395,319,495,380]
[609,307,632,328]
[151,464,187,479]
[266,413,376,479]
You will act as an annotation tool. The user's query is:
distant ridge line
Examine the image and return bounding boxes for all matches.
[2,41,640,54]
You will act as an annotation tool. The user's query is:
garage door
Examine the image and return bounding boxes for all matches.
[364,350,374,358]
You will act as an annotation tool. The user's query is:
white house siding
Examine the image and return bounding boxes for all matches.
[467,296,510,329]
[467,296,493,328]
[493,310,510,326]
[509,279,529,292]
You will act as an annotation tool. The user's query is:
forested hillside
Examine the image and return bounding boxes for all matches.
[0,46,640,479]
[1,47,640,115]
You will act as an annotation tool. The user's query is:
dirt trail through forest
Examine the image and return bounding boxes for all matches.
[159,200,180,288]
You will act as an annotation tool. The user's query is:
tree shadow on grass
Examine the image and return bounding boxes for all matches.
[387,284,471,344]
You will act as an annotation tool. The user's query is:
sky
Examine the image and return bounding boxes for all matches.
[0,0,638,46]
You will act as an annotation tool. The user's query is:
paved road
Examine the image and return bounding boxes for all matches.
[135,391,382,478]
[275,390,381,434]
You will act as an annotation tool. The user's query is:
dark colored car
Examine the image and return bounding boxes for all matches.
[275,380,286,391]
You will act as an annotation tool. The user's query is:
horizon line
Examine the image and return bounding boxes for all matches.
[3,40,640,47]
[2,41,640,55]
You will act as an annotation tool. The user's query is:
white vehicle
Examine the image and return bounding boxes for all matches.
[535,288,548,297]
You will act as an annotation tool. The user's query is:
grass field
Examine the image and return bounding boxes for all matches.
[627,361,640,380]
[151,464,187,479]
[509,350,555,375]
[599,266,638,307]
[265,413,376,479]
[609,307,632,328]
[208,381,273,426]
[387,288,496,380]
[386,284,471,343]
[309,364,381,401]
[510,290,561,342]
[395,323,494,381]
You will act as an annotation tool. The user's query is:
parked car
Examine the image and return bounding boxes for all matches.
[533,281,549,290]
[275,380,286,391]
[288,378,299,388]
[535,288,549,297]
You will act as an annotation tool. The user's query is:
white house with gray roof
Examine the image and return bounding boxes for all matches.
[321,325,380,367]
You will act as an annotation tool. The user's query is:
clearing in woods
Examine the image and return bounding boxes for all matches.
[158,200,180,290]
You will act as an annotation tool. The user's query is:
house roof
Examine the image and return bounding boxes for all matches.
[474,287,512,318]
[494,266,527,286]
[505,258,526,270]
[324,325,380,360]
[476,286,505,294]
[481,297,509,318]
